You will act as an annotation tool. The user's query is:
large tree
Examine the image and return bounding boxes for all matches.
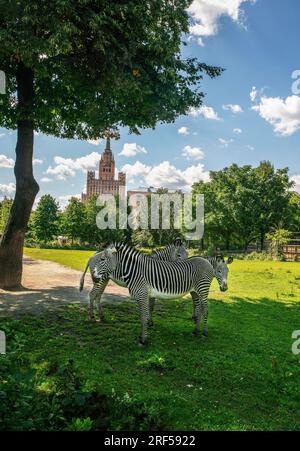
[31,194,60,244]
[0,0,222,288]
[61,197,86,245]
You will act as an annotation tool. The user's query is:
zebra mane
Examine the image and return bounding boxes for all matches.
[205,255,224,270]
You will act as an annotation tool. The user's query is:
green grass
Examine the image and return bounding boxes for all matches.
[24,247,95,271]
[1,249,300,430]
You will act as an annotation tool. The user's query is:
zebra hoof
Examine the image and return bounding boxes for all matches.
[202,331,208,338]
[138,341,146,348]
[193,329,200,337]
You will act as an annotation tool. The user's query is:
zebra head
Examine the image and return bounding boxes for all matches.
[214,256,233,292]
[93,244,118,281]
[173,238,188,260]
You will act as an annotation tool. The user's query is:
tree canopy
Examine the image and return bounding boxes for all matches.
[0,0,223,288]
[192,161,295,251]
[0,0,222,137]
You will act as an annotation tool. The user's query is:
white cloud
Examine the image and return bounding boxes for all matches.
[0,154,14,169]
[182,145,205,161]
[87,138,102,146]
[188,0,256,44]
[33,158,43,166]
[0,182,15,197]
[219,138,233,147]
[247,145,255,151]
[122,160,209,190]
[291,175,300,193]
[119,143,147,158]
[0,133,5,138]
[40,177,52,183]
[233,128,242,134]
[121,161,151,183]
[223,104,243,113]
[58,194,81,209]
[252,95,300,136]
[250,86,258,102]
[178,127,190,136]
[46,152,101,180]
[189,105,221,120]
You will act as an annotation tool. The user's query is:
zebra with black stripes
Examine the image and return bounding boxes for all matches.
[79,239,187,323]
[92,242,230,346]
[205,255,233,286]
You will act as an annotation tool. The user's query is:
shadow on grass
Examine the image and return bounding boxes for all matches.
[0,285,128,318]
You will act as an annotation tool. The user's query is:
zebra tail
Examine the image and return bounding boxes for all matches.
[79,263,89,292]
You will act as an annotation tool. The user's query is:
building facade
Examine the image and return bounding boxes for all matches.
[81,138,126,202]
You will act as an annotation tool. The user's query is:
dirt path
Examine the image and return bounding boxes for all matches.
[0,257,129,317]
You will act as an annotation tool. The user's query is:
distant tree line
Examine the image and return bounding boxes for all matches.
[192,161,300,252]
[1,161,299,252]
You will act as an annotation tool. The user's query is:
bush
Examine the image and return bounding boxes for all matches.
[243,251,272,261]
[0,322,168,431]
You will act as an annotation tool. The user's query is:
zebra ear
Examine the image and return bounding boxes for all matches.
[227,256,234,264]
[173,238,182,248]
[216,256,223,264]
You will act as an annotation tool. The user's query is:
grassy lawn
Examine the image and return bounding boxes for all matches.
[24,247,95,272]
[1,250,300,430]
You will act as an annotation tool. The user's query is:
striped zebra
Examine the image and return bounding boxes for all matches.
[79,239,187,323]
[92,242,230,346]
[205,255,233,291]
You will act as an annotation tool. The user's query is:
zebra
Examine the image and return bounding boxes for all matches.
[92,242,231,346]
[79,238,188,323]
[149,252,234,321]
[205,255,233,292]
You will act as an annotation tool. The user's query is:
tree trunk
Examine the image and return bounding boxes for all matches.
[0,63,39,289]
[260,233,265,252]
[225,236,230,251]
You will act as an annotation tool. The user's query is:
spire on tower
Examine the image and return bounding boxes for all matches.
[105,136,111,152]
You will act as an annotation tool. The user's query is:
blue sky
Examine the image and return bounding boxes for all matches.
[1,0,300,206]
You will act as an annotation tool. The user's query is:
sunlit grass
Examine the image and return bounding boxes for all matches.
[3,249,299,430]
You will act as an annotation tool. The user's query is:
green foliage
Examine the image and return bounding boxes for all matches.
[0,0,222,136]
[83,195,128,246]
[193,161,295,251]
[132,230,155,248]
[266,228,293,260]
[288,193,300,231]
[137,353,168,371]
[61,197,87,244]
[67,417,93,432]
[0,198,12,235]
[31,195,60,243]
[243,251,272,261]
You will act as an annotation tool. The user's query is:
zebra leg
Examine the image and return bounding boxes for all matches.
[88,285,99,321]
[95,279,109,322]
[148,297,156,327]
[192,299,197,321]
[194,283,210,337]
[191,292,201,336]
[130,284,150,346]
[201,298,209,337]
